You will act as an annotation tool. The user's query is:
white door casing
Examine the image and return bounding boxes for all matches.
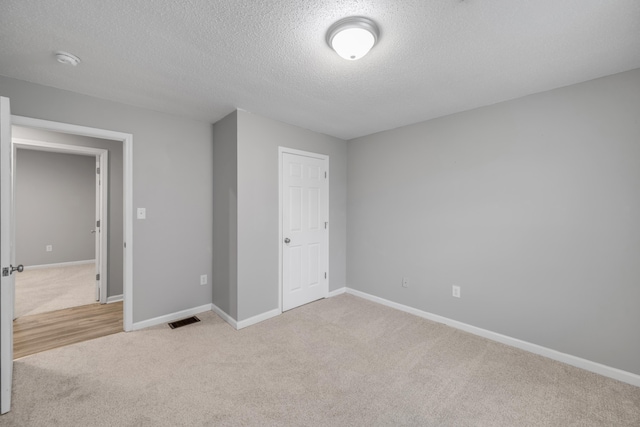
[0,96,15,414]
[280,148,329,312]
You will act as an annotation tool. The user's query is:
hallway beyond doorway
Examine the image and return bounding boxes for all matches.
[15,264,95,318]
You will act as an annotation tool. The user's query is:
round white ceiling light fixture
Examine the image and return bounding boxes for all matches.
[55,51,81,66]
[326,17,379,61]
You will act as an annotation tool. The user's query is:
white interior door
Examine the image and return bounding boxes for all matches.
[94,158,101,301]
[0,96,16,414]
[281,150,328,312]
[96,151,108,304]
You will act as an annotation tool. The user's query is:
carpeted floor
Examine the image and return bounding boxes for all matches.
[15,263,96,318]
[3,294,639,426]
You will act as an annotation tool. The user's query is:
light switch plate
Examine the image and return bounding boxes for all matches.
[452,285,461,298]
[137,208,146,219]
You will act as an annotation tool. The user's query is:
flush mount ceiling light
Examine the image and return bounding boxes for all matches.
[326,16,379,60]
[55,51,81,66]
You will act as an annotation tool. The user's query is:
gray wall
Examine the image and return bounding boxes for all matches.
[13,127,125,297]
[236,110,347,321]
[15,149,95,265]
[347,68,640,375]
[1,75,214,323]
[212,111,238,319]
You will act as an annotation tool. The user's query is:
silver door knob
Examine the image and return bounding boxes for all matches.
[91,229,96,234]
[284,238,290,244]
[2,264,23,277]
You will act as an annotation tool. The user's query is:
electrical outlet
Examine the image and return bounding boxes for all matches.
[452,285,461,298]
[200,274,207,286]
[46,245,53,252]
[402,277,409,288]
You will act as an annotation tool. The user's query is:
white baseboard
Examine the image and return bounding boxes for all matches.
[106,294,123,304]
[210,304,281,330]
[212,290,347,330]
[25,259,95,270]
[328,287,347,297]
[237,308,281,330]
[211,303,238,329]
[345,288,640,388]
[131,304,213,331]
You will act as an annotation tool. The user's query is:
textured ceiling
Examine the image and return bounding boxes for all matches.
[1,0,639,140]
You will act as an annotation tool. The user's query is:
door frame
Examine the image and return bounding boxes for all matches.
[13,138,109,304]
[278,147,329,313]
[11,116,134,331]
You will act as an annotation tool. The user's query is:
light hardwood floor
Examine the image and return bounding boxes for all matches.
[14,302,123,360]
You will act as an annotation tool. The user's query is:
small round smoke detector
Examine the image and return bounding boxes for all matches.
[55,51,81,66]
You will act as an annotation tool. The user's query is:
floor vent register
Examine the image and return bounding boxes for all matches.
[168,316,201,329]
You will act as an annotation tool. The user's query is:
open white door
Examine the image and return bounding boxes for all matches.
[281,149,329,311]
[95,158,101,301]
[1,96,18,414]
[96,151,108,304]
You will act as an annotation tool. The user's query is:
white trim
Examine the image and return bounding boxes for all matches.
[236,308,281,330]
[131,304,213,331]
[278,147,330,313]
[211,303,238,329]
[328,287,346,297]
[24,259,95,270]
[11,115,134,332]
[13,138,106,156]
[106,294,123,304]
[345,287,640,388]
[13,138,109,304]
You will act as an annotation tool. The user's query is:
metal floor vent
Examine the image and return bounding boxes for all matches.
[168,316,200,329]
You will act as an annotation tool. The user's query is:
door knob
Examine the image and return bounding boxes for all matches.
[91,229,96,234]
[2,264,24,276]
[284,238,291,244]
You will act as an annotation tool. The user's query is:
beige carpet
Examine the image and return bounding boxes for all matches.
[15,264,96,318]
[3,294,639,426]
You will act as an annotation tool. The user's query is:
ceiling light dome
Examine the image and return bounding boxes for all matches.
[326,17,379,60]
[55,51,81,66]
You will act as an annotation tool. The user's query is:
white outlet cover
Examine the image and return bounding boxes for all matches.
[200,274,207,285]
[452,285,461,298]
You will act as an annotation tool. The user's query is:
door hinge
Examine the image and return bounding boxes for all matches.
[97,167,100,174]
[2,267,8,277]
[96,219,100,228]
[324,272,327,279]
[96,273,100,281]
[325,222,328,229]
[325,171,327,179]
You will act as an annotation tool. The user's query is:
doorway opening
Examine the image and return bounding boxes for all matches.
[10,116,133,332]
[13,138,109,319]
